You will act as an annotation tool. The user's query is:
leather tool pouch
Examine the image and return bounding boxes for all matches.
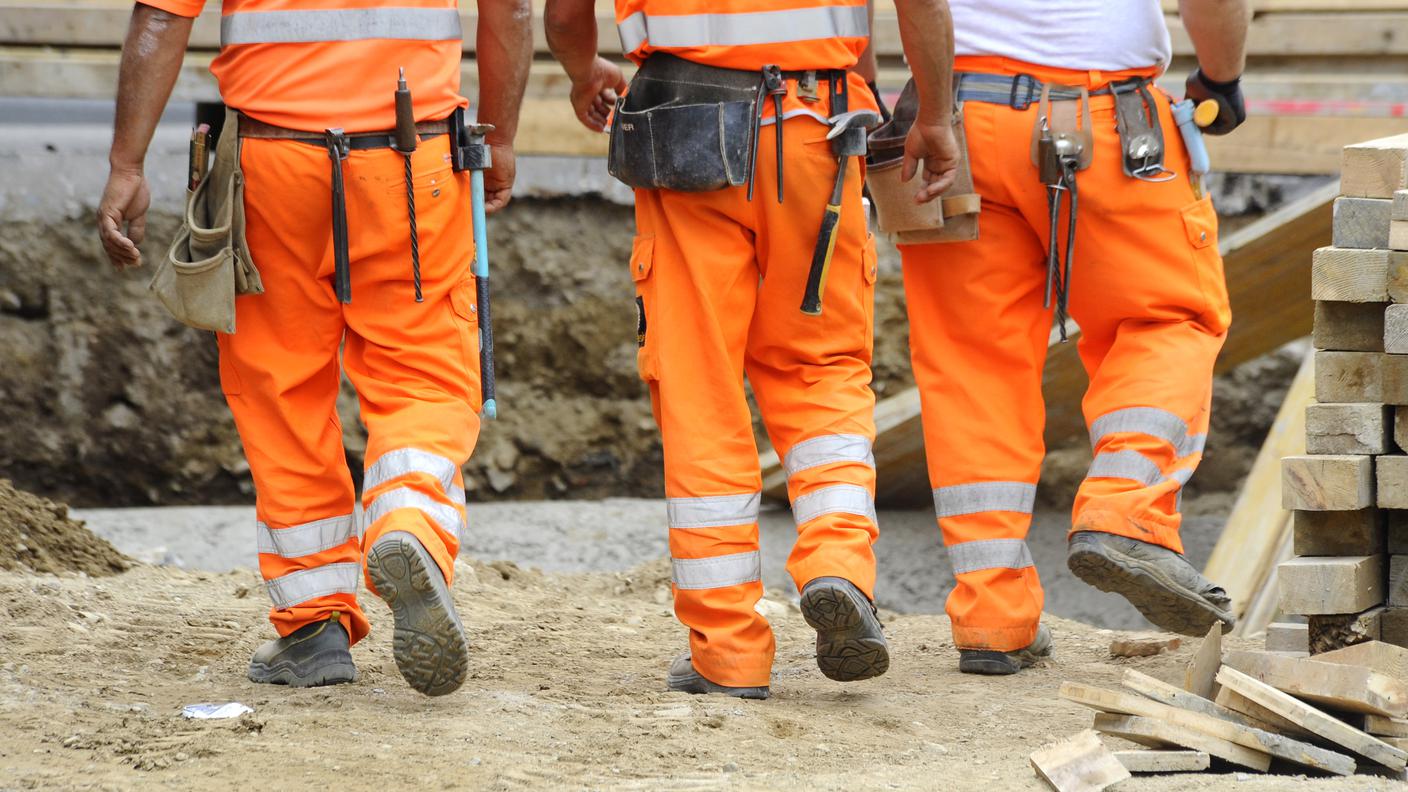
[863,79,981,243]
[1111,79,1171,180]
[608,54,758,192]
[1028,85,1094,175]
[152,107,263,334]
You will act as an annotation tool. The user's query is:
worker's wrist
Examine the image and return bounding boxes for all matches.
[1195,67,1242,89]
[107,155,145,174]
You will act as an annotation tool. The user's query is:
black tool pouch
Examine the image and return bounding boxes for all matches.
[608,54,758,192]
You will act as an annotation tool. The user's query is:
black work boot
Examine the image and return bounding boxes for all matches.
[799,577,890,682]
[1067,530,1235,636]
[958,623,1053,675]
[365,531,470,697]
[247,614,357,687]
[666,653,770,700]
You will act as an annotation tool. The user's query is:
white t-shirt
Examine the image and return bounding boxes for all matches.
[951,0,1173,73]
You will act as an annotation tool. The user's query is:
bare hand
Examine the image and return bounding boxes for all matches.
[98,167,151,270]
[901,121,959,204]
[569,57,627,132]
[484,142,516,213]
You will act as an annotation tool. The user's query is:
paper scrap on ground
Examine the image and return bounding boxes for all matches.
[182,702,253,720]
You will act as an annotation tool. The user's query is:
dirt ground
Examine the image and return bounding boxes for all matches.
[0,479,127,577]
[1,560,1402,792]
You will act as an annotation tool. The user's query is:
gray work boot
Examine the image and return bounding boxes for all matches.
[365,531,469,697]
[666,653,770,700]
[958,623,1053,676]
[799,577,890,682]
[247,614,357,687]
[1067,530,1235,636]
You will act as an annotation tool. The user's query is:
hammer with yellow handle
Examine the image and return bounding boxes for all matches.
[801,109,881,316]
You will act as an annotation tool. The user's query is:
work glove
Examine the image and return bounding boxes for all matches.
[1184,69,1246,136]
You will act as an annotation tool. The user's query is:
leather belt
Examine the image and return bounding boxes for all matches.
[238,114,450,150]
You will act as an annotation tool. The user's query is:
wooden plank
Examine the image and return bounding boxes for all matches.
[1318,640,1408,679]
[1206,351,1313,617]
[1090,713,1272,772]
[1343,133,1408,199]
[1215,686,1319,740]
[1280,454,1374,511]
[1306,403,1391,454]
[1396,190,1408,221]
[1316,350,1384,402]
[1216,665,1408,770]
[1315,300,1387,351]
[1278,554,1385,614]
[1388,305,1408,353]
[1223,648,1407,716]
[1392,554,1408,606]
[1393,219,1408,250]
[1390,509,1408,551]
[1062,682,1350,773]
[1365,715,1408,738]
[1313,247,1392,302]
[1266,622,1310,653]
[1109,636,1180,658]
[1028,730,1130,792]
[1383,354,1408,404]
[1204,117,1408,175]
[1381,456,1408,508]
[1310,607,1385,653]
[1293,509,1385,556]
[1388,251,1408,302]
[1185,622,1223,700]
[1385,606,1408,647]
[1335,196,1396,249]
[1237,525,1295,640]
[1121,669,1285,734]
[1112,750,1209,773]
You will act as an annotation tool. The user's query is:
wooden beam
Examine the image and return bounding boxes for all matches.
[1315,350,1384,402]
[1280,454,1374,511]
[1343,133,1408,199]
[1293,509,1386,556]
[1380,456,1408,507]
[1265,621,1310,653]
[1313,247,1392,302]
[1210,117,1408,176]
[1216,665,1408,769]
[1215,686,1319,740]
[1305,403,1391,455]
[1206,350,1312,617]
[1334,196,1395,249]
[1278,555,1385,614]
[1027,730,1130,792]
[1392,554,1408,606]
[1317,640,1408,679]
[1111,751,1208,773]
[1121,669,1278,732]
[1315,300,1387,352]
[1387,305,1408,353]
[1223,648,1408,716]
[1090,713,1272,772]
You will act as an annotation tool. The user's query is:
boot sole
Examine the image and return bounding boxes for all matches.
[248,653,358,688]
[799,581,890,682]
[1068,542,1233,637]
[957,652,1021,676]
[366,532,469,697]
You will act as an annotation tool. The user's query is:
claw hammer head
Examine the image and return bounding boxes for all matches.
[826,109,882,157]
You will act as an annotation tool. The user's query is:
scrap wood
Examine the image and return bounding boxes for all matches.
[1112,750,1210,773]
[1184,622,1223,699]
[1091,713,1272,772]
[1119,669,1273,732]
[1216,665,1408,771]
[1223,649,1408,717]
[1316,640,1408,680]
[1028,729,1130,792]
[1060,681,1354,775]
[1215,686,1319,741]
[1109,635,1180,658]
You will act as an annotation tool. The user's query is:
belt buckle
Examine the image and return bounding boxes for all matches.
[1009,74,1038,111]
[323,127,350,159]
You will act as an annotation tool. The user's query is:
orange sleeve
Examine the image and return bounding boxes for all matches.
[137,0,206,19]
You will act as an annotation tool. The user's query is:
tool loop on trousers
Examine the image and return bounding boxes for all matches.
[323,128,353,304]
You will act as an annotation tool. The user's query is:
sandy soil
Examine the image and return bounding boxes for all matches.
[1,560,1401,792]
[0,479,127,577]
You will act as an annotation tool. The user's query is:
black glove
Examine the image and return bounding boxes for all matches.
[1184,69,1246,136]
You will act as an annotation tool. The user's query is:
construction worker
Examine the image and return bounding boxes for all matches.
[96,0,531,695]
[868,0,1250,674]
[545,0,959,698]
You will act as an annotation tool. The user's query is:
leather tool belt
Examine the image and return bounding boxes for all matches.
[608,53,844,193]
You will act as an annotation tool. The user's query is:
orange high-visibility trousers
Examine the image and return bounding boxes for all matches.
[901,56,1232,652]
[633,94,880,688]
[218,133,480,644]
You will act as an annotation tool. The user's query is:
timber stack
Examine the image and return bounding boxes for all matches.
[1275,133,1408,657]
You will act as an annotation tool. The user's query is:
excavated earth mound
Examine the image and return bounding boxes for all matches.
[0,478,128,575]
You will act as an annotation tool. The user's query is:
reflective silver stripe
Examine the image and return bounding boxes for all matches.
[792,484,875,526]
[667,492,761,529]
[221,8,463,46]
[256,514,356,558]
[1089,407,1206,459]
[266,562,360,609]
[949,539,1034,575]
[366,486,464,540]
[364,447,464,503]
[783,434,875,478]
[933,482,1036,519]
[671,550,762,590]
[616,5,868,53]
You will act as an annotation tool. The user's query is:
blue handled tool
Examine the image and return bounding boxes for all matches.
[1172,98,1218,198]
[450,108,498,419]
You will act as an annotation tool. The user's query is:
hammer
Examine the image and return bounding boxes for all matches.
[800,109,881,316]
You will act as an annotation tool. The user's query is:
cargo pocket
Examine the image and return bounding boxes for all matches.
[1180,196,1231,333]
[630,235,659,382]
[449,278,481,382]
[861,233,879,352]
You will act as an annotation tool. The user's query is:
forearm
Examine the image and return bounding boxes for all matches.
[545,0,601,82]
[110,3,193,171]
[1178,0,1250,81]
[854,0,878,82]
[475,0,533,145]
[893,0,953,125]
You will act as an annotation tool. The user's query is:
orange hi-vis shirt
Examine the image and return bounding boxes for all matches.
[142,0,468,133]
[614,0,877,122]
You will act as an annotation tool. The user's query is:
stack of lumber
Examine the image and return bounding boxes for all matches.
[1032,628,1408,790]
[1279,133,1408,656]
